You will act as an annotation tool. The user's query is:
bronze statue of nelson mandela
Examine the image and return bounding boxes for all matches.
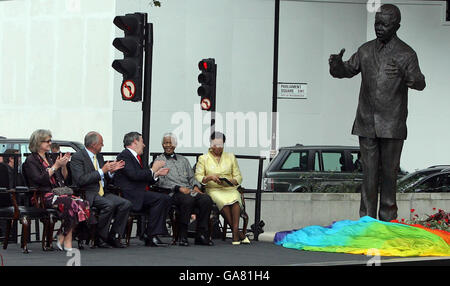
[329,4,426,221]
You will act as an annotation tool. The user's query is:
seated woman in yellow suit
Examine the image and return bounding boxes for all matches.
[195,132,250,245]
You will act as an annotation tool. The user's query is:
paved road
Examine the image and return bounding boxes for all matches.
[2,236,445,266]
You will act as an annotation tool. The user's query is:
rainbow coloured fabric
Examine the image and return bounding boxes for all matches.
[274,216,450,257]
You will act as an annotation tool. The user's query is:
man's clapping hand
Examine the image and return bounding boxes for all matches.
[151,160,169,178]
[102,160,125,173]
[155,167,169,178]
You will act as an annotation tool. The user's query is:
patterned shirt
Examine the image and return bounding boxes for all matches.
[155,153,201,195]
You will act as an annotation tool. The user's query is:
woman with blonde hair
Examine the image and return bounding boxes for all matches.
[24,129,90,251]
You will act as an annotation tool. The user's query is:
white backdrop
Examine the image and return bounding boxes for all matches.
[0,0,449,189]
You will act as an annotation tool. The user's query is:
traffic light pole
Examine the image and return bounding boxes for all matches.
[141,20,153,167]
[210,63,217,134]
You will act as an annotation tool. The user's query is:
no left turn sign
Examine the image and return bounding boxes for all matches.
[121,80,136,100]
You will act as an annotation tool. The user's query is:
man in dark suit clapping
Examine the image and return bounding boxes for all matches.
[113,132,171,247]
[71,131,131,248]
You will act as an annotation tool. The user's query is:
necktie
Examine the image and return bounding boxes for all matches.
[137,155,150,191]
[93,154,104,196]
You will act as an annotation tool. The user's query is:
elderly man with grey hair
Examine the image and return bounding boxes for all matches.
[155,132,214,246]
[70,131,131,248]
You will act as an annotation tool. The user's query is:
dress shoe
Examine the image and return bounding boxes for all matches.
[178,237,190,247]
[56,234,64,251]
[108,237,126,248]
[56,240,64,251]
[77,240,85,250]
[241,237,251,244]
[145,235,168,247]
[194,235,214,246]
[92,237,112,249]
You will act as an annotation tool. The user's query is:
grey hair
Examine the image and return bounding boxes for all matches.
[161,132,177,147]
[123,131,142,147]
[29,129,52,153]
[84,131,100,148]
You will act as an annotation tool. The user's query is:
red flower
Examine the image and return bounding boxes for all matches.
[433,208,436,211]
[401,218,405,222]
[410,209,415,213]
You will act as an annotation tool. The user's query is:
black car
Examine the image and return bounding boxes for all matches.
[263,144,366,193]
[398,167,450,193]
[0,138,84,165]
[263,144,409,193]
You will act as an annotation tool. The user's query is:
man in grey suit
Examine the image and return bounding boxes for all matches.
[70,131,132,248]
[329,4,426,221]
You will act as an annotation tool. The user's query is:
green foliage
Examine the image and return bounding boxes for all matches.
[149,1,161,7]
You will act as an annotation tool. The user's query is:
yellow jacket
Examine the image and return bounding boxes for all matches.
[195,149,242,190]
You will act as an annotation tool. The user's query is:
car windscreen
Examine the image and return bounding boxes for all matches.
[397,170,441,192]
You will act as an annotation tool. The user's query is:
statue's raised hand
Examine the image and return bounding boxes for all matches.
[329,48,345,67]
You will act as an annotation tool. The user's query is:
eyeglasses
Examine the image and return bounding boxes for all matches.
[41,139,52,143]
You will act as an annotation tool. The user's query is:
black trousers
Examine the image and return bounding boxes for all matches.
[140,191,171,236]
[92,193,132,240]
[171,192,213,238]
[358,136,404,222]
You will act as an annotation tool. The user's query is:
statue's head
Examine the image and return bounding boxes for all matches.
[375,4,401,43]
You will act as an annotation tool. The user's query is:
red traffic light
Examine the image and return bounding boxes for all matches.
[198,59,215,72]
[113,13,145,36]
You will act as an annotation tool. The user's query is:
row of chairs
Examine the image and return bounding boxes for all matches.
[0,163,56,253]
[0,162,250,253]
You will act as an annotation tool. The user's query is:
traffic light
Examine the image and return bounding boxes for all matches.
[112,13,146,102]
[197,58,216,111]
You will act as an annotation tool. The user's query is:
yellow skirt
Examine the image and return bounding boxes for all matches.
[206,186,243,211]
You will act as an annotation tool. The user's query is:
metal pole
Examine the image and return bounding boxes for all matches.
[142,17,153,167]
[271,0,280,160]
[254,157,264,241]
[210,63,217,134]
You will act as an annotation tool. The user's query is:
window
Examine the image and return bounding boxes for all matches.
[59,146,77,154]
[322,152,345,172]
[314,152,320,171]
[351,151,362,172]
[280,151,308,171]
[0,143,29,167]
